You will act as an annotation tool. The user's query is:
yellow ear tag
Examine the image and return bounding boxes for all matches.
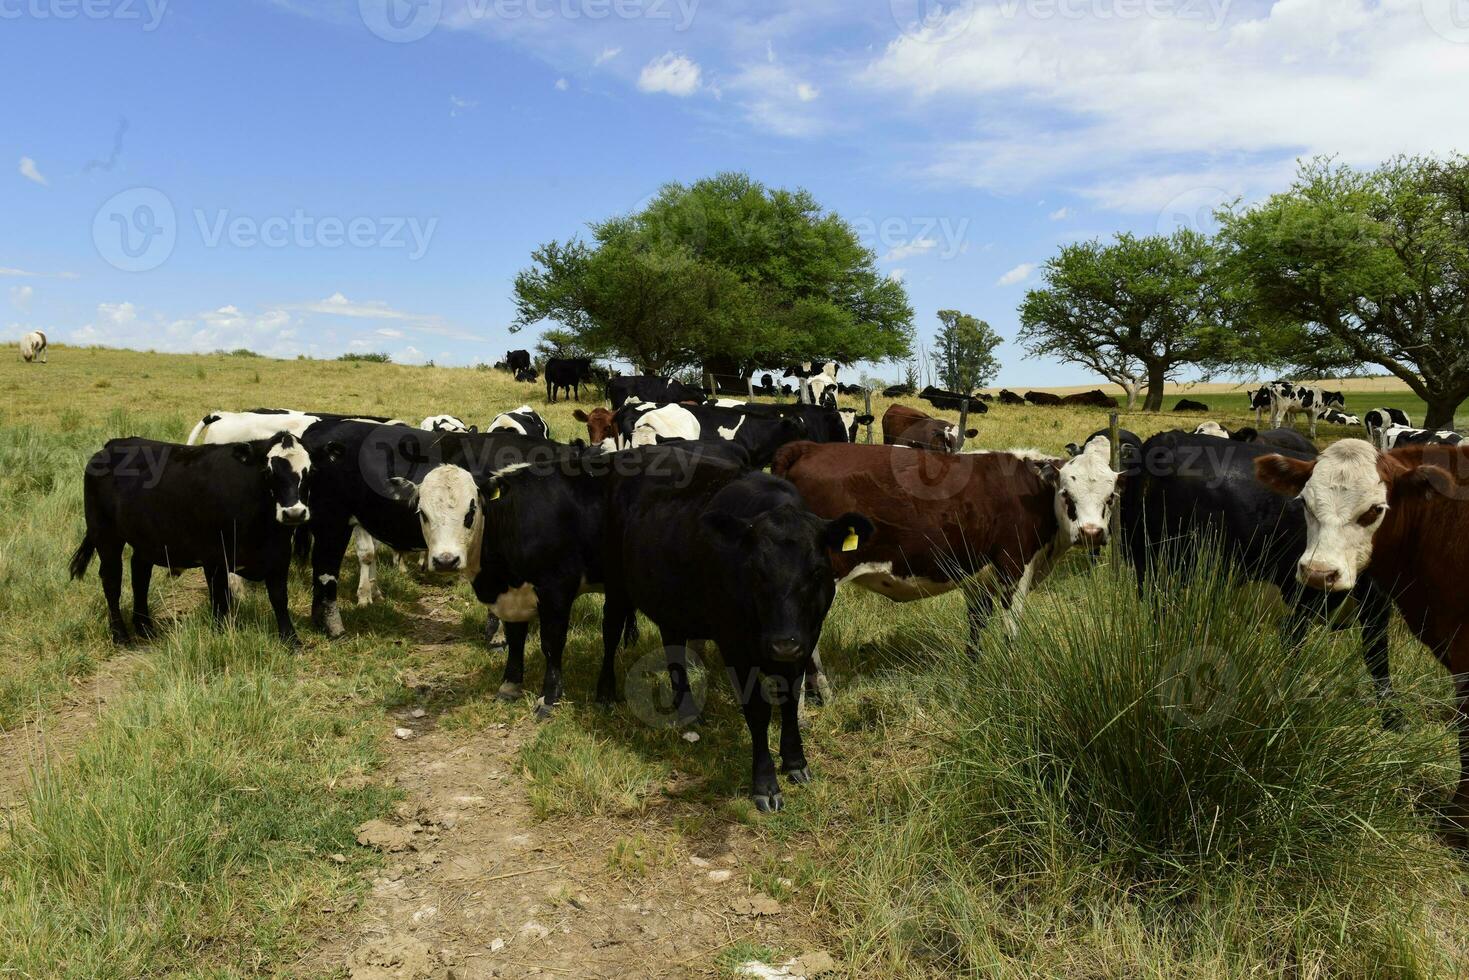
[841,529,859,552]
[489,486,501,501]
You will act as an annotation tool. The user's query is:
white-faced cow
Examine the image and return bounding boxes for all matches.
[20,330,47,363]
[487,405,551,440]
[69,432,324,645]
[1255,439,1469,840]
[421,415,474,433]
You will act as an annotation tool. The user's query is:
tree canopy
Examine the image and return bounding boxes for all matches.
[512,172,913,375]
[934,310,1002,391]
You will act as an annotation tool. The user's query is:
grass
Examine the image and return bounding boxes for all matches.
[1,343,1466,976]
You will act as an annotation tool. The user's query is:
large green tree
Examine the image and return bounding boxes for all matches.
[512,173,913,375]
[934,309,1002,392]
[1220,155,1469,429]
[1018,229,1238,411]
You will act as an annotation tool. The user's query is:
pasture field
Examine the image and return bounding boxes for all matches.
[2,345,1468,977]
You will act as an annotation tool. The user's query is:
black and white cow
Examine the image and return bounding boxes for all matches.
[602,447,873,812]
[545,357,594,403]
[69,432,322,645]
[1380,426,1464,450]
[20,330,47,363]
[784,361,838,380]
[607,375,706,410]
[1317,408,1361,427]
[1266,382,1345,437]
[185,408,406,445]
[487,404,551,440]
[726,402,873,444]
[628,403,805,467]
[1247,387,1273,425]
[1364,408,1413,448]
[421,415,475,433]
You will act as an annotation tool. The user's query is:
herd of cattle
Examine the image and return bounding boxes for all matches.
[52,364,1469,833]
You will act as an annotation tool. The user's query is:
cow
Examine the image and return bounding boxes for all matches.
[881,404,976,453]
[602,446,873,812]
[573,407,618,451]
[544,358,593,403]
[505,350,531,374]
[1317,408,1362,427]
[1267,382,1346,437]
[1174,399,1209,412]
[1254,439,1469,839]
[1247,387,1273,425]
[515,368,539,384]
[784,361,838,380]
[1024,391,1063,407]
[1194,421,1231,438]
[882,383,916,398]
[728,402,873,444]
[1060,389,1120,409]
[488,405,551,440]
[1193,423,1317,455]
[185,408,405,446]
[607,375,706,410]
[421,415,474,433]
[1381,426,1464,450]
[628,403,804,468]
[998,389,1026,406]
[20,330,47,363]
[69,432,322,645]
[918,386,988,413]
[1123,431,1388,711]
[1363,407,1412,447]
[1065,428,1143,469]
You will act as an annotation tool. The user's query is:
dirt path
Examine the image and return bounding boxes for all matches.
[315,601,830,980]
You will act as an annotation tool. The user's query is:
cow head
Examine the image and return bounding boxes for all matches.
[837,408,876,443]
[573,407,617,451]
[387,464,491,574]
[1194,421,1229,438]
[703,505,874,662]
[237,431,314,526]
[1031,436,1124,550]
[1255,439,1448,592]
[1323,390,1346,408]
[421,415,472,433]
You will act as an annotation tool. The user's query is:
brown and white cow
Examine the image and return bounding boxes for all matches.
[881,404,976,453]
[1255,438,1469,839]
[573,407,618,451]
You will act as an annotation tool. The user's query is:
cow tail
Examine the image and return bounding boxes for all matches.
[185,413,221,445]
[69,534,96,580]
[770,442,807,479]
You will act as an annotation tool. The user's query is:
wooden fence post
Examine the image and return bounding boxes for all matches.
[863,388,874,444]
[1108,411,1122,559]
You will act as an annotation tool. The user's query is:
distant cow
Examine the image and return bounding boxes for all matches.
[1317,409,1361,427]
[1174,399,1209,412]
[881,404,975,453]
[1024,391,1063,407]
[1059,389,1119,408]
[998,389,1026,406]
[1247,387,1273,424]
[545,358,593,403]
[1365,408,1413,448]
[603,446,873,811]
[784,361,838,380]
[69,432,322,645]
[1193,422,1316,455]
[918,385,988,413]
[608,375,706,410]
[1266,382,1345,437]
[421,415,474,433]
[1381,426,1464,450]
[515,368,539,384]
[505,350,531,374]
[20,330,47,363]
[488,405,551,440]
[882,383,916,398]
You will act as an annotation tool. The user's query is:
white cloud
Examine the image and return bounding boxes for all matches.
[554,77,569,91]
[725,59,826,137]
[449,94,478,117]
[99,301,138,326]
[376,327,405,338]
[593,46,621,67]
[887,268,907,282]
[795,82,819,102]
[19,157,47,186]
[9,285,33,311]
[996,263,1036,287]
[294,292,422,321]
[0,267,77,279]
[883,238,937,262]
[1048,207,1071,221]
[638,53,702,97]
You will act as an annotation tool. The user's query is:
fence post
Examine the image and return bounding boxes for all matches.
[863,388,874,444]
[706,371,716,400]
[1108,411,1122,560]
[958,398,970,451]
[746,374,755,401]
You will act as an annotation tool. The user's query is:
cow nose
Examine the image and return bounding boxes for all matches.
[279,505,309,525]
[1299,562,1341,591]
[769,639,803,662]
[1078,524,1107,549]
[432,553,462,572]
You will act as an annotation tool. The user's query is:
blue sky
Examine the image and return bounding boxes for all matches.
[4,0,1468,386]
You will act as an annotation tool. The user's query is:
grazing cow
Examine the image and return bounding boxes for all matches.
[773,438,1124,663]
[602,448,873,811]
[515,368,539,384]
[20,330,47,363]
[573,407,618,451]
[882,382,916,398]
[421,415,474,433]
[69,432,323,645]
[628,403,804,467]
[801,371,839,408]
[1267,382,1345,437]
[1060,389,1120,408]
[505,350,531,374]
[998,389,1026,406]
[918,386,988,413]
[545,357,594,403]
[607,375,706,410]
[1381,426,1464,450]
[881,404,976,453]
[488,405,551,440]
[1317,408,1361,427]
[1364,407,1413,447]
[1254,440,1469,838]
[1024,391,1063,407]
[1246,387,1273,425]
[1174,399,1209,412]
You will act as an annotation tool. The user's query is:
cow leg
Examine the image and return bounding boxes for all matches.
[351,526,381,607]
[534,604,570,719]
[99,543,129,644]
[309,521,352,639]
[966,588,995,654]
[204,565,234,626]
[498,621,529,700]
[803,648,834,706]
[728,662,781,812]
[266,567,299,648]
[597,593,628,706]
[664,637,702,729]
[775,664,810,785]
[130,552,157,639]
[1357,582,1399,730]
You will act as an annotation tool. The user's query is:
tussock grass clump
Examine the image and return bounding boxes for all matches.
[835,551,1457,976]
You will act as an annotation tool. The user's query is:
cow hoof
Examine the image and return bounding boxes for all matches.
[753,792,784,814]
[784,767,812,785]
[132,618,158,640]
[496,682,523,701]
[803,688,825,709]
[533,698,555,721]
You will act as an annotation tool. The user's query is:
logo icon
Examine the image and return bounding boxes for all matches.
[93,187,177,272]
[1158,646,1238,730]
[1155,186,1229,237]
[890,0,975,43]
[359,0,442,42]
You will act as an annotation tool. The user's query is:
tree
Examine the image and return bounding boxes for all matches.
[934,310,1002,391]
[1220,155,1469,429]
[512,173,914,375]
[1017,230,1238,411]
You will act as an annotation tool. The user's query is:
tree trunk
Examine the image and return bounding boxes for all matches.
[1119,378,1140,411]
[1423,395,1463,431]
[1143,362,1167,412]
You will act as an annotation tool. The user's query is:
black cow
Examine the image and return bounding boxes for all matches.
[1236,427,1318,455]
[918,385,988,413]
[1364,408,1412,447]
[1024,391,1063,406]
[487,405,551,440]
[1174,399,1209,412]
[1060,389,1120,408]
[607,375,707,410]
[882,383,916,398]
[69,432,323,645]
[515,368,539,384]
[722,402,873,444]
[998,389,1026,406]
[1065,428,1143,470]
[601,449,873,811]
[505,350,531,374]
[545,358,594,403]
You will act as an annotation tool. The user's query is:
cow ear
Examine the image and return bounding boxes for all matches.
[1029,459,1061,486]
[1254,454,1314,496]
[1393,465,1455,501]
[856,414,875,426]
[1232,427,1258,442]
[573,410,589,422]
[385,476,420,508]
[964,428,978,438]
[475,474,505,503]
[702,512,751,545]
[231,443,256,466]
[823,513,874,554]
[468,425,479,433]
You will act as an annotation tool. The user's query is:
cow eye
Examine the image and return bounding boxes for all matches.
[1357,504,1386,527]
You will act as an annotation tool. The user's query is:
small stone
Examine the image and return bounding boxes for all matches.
[490,938,506,952]
[707,869,733,883]
[570,893,591,910]
[394,727,414,740]
[518,921,550,942]
[330,853,347,864]
[689,856,711,868]
[354,819,418,852]
[795,951,837,975]
[681,730,700,743]
[411,708,427,719]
